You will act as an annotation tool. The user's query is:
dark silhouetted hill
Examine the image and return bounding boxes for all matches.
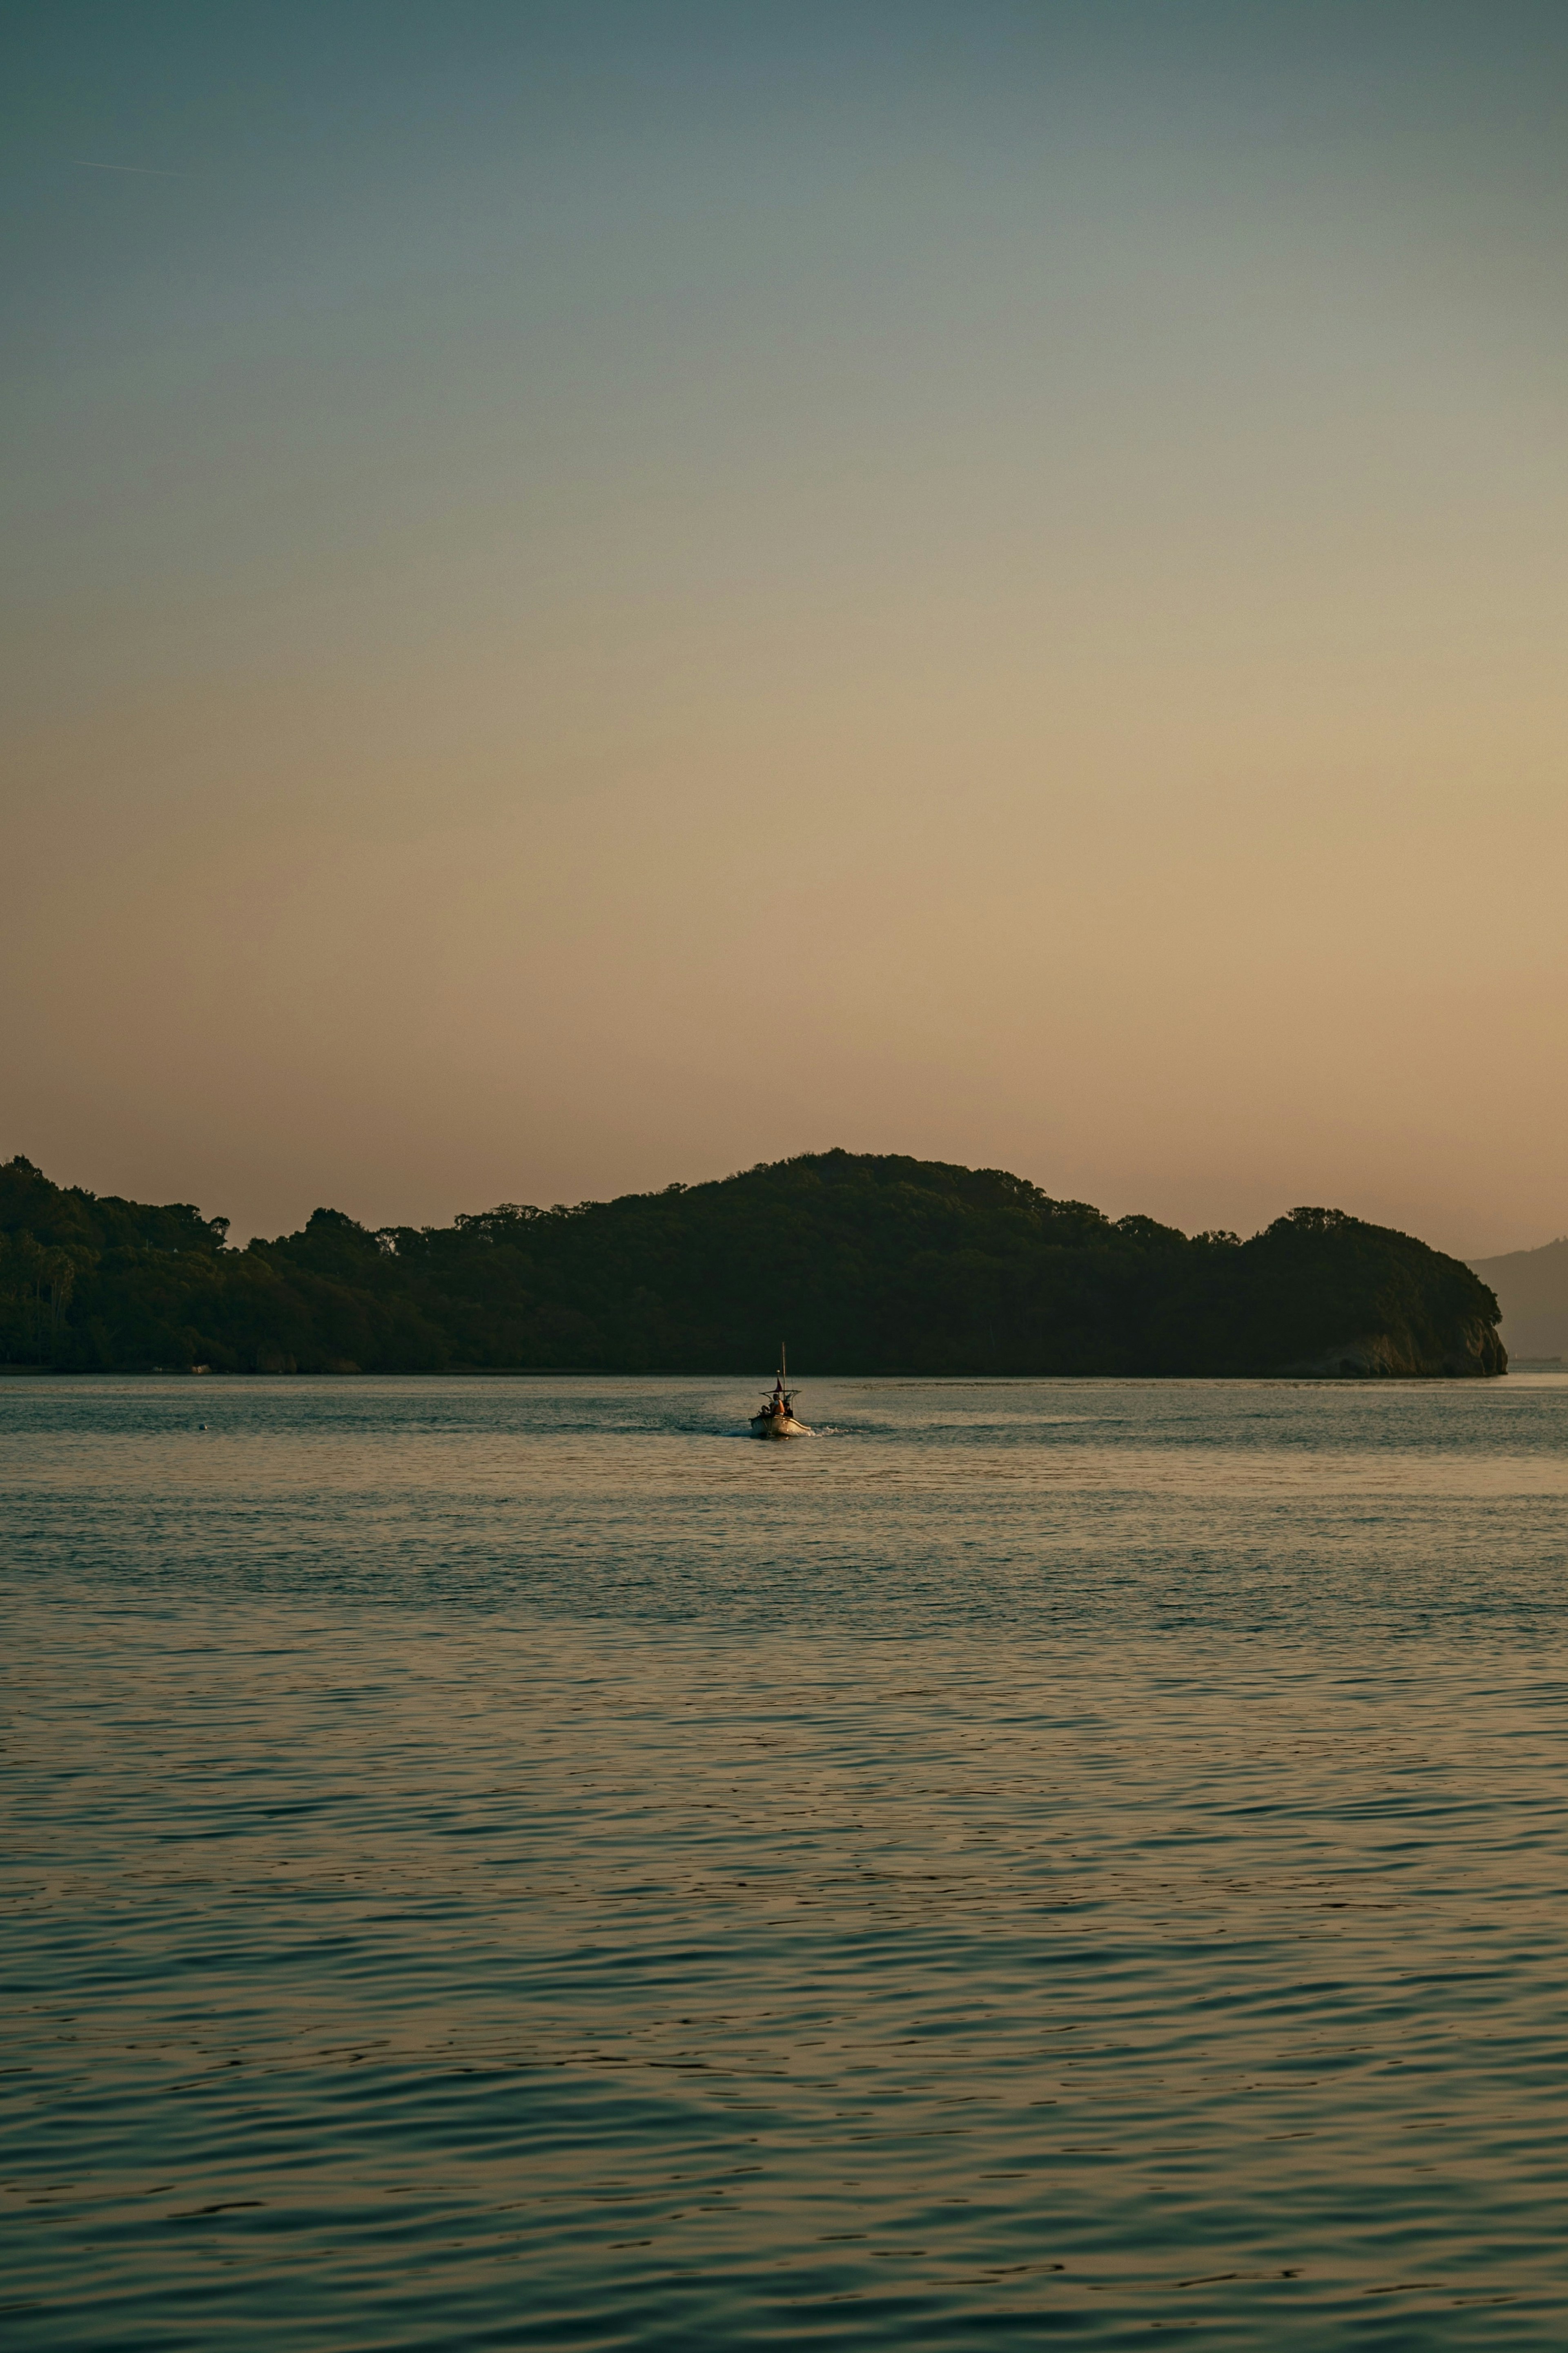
[0,1149,1504,1378]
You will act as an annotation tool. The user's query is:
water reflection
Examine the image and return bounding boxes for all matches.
[5,1376,1568,2343]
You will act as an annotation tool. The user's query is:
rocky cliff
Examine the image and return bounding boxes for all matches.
[1276,1318,1507,1380]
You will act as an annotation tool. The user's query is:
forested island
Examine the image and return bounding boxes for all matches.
[0,1148,1504,1378]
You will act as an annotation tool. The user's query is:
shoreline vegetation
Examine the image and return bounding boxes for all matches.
[0,1148,1505,1379]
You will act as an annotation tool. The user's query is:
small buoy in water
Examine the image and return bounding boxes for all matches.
[198,1422,207,1430]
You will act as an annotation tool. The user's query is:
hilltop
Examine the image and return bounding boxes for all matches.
[1468,1237,1568,1363]
[0,1148,1504,1378]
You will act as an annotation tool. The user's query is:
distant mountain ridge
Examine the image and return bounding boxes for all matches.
[1467,1238,1568,1361]
[0,1148,1505,1378]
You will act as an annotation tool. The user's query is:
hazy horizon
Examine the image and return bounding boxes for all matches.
[7,2,1567,1258]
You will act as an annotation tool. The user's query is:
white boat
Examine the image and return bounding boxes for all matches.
[750,1346,811,1439]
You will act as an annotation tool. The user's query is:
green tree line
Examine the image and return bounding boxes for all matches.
[0,1149,1504,1377]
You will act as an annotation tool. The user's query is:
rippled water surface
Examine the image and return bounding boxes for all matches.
[6,1373,1568,2346]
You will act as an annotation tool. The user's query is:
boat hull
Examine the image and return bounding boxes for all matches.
[749,1416,810,1440]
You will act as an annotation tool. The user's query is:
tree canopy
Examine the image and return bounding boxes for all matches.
[0,1148,1503,1377]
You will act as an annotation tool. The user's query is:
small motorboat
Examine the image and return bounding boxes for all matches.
[750,1346,811,1439]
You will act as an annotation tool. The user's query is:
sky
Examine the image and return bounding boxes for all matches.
[4,0,1567,1252]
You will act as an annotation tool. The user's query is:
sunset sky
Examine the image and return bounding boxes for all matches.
[6,0,1567,1252]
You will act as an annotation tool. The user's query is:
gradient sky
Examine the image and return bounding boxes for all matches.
[5,0,1566,1249]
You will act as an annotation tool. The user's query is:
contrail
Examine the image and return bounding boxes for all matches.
[74,161,187,177]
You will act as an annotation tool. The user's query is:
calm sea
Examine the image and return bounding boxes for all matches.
[5,1374,1568,2348]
